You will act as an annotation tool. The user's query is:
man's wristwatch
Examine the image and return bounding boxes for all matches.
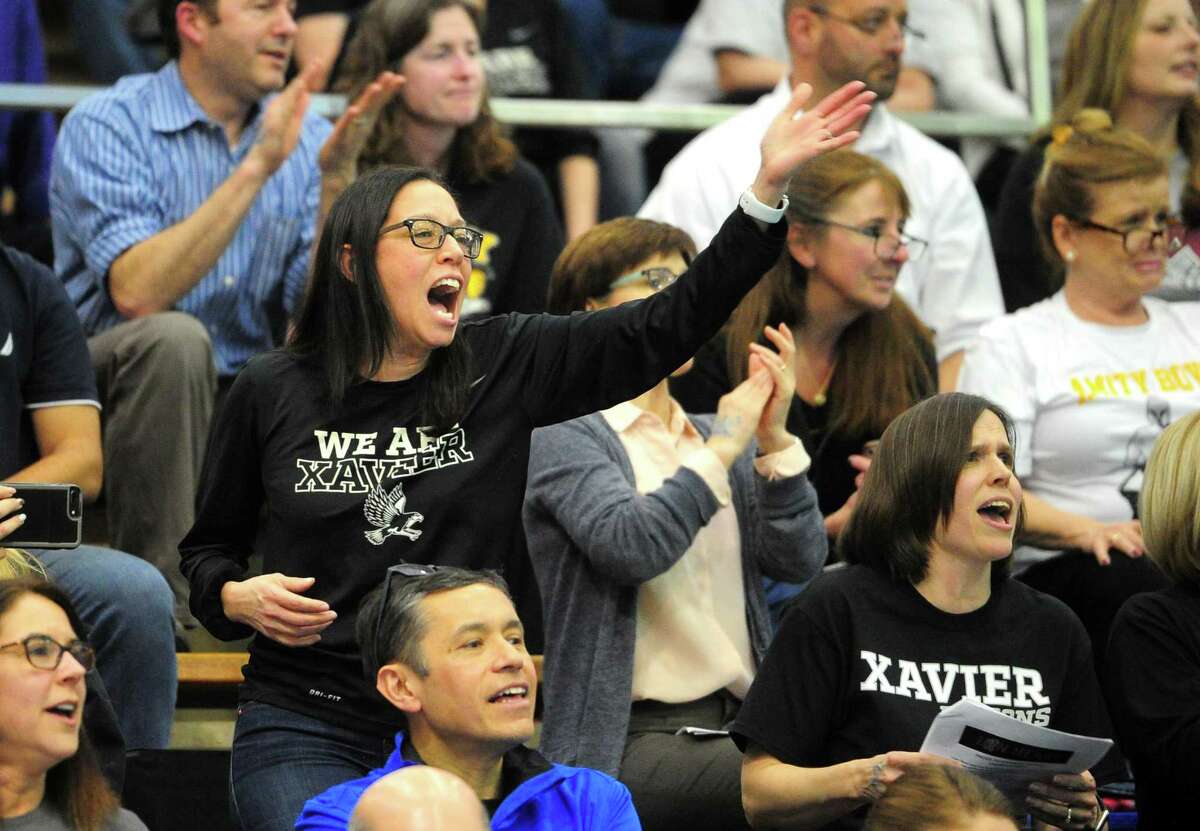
[739,186,790,223]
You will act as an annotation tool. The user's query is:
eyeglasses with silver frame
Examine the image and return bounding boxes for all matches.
[608,266,681,293]
[799,215,928,262]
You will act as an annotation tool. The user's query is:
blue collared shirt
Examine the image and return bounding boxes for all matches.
[50,62,332,376]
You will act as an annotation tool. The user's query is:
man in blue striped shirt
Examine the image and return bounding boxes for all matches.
[49,0,399,630]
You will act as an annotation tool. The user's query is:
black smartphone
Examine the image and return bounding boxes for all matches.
[2,483,83,549]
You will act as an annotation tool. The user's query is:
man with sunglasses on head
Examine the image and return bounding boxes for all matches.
[640,0,1003,392]
[296,565,641,831]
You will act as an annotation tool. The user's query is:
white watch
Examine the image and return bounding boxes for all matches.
[739,187,789,223]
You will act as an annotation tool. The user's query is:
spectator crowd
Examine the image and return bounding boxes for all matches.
[2,0,1200,829]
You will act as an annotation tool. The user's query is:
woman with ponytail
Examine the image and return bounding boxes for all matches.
[994,0,1200,311]
[960,109,1200,675]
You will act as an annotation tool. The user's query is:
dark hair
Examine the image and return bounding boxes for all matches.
[357,567,511,682]
[0,578,120,831]
[546,218,696,314]
[726,150,935,438]
[289,166,474,429]
[334,0,517,184]
[865,766,1016,830]
[157,0,219,59]
[839,393,1023,583]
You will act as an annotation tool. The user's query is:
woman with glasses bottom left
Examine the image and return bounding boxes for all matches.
[179,79,875,831]
[0,574,146,831]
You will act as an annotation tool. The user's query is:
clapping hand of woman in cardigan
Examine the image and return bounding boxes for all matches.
[746,323,798,456]
[707,323,799,469]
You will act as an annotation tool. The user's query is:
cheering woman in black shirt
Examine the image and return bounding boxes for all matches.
[733,393,1111,831]
[179,81,873,831]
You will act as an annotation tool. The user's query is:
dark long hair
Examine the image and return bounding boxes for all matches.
[334,0,517,184]
[725,150,934,439]
[0,577,120,831]
[839,393,1022,584]
[289,166,474,429]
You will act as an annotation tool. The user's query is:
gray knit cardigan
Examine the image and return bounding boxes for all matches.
[523,411,828,776]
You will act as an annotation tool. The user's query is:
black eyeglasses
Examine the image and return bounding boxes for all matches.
[379,219,484,260]
[807,4,925,40]
[0,634,95,672]
[800,215,927,261]
[1071,216,1186,257]
[608,266,681,293]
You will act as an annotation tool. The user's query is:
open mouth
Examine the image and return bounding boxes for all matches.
[45,702,79,722]
[427,277,462,321]
[977,499,1014,531]
[487,684,530,705]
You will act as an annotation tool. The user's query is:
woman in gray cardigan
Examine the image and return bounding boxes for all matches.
[524,217,828,831]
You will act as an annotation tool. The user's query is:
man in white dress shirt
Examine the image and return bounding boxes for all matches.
[640,0,1004,389]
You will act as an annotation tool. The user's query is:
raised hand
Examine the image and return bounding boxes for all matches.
[220,573,338,647]
[319,71,406,188]
[246,63,323,180]
[753,80,876,208]
[706,368,775,469]
[748,323,798,454]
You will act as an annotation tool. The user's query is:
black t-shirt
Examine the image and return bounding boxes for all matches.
[0,244,99,478]
[451,157,563,316]
[1105,582,1200,828]
[731,565,1112,830]
[671,336,937,521]
[180,208,786,734]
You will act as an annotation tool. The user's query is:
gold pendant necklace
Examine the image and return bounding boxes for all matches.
[808,358,837,407]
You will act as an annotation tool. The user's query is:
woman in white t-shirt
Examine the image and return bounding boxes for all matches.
[960,109,1200,674]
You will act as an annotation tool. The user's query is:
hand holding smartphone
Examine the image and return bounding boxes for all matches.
[0,483,83,549]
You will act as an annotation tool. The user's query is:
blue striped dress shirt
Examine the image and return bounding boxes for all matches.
[50,62,332,377]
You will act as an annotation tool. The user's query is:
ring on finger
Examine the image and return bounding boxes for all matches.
[1066,806,1073,825]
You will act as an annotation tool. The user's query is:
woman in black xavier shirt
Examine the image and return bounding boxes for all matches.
[734,393,1112,831]
[178,82,873,831]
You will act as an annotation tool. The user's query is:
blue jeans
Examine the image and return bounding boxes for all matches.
[38,545,177,749]
[230,701,394,831]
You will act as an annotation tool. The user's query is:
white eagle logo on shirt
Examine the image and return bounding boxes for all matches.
[363,482,424,544]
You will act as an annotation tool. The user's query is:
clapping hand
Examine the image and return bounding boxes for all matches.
[748,324,798,455]
[246,63,325,179]
[706,368,776,470]
[319,71,406,189]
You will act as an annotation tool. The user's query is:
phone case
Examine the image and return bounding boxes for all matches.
[2,483,83,549]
